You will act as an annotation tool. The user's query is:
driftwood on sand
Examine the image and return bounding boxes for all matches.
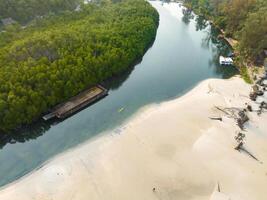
[237,110,249,130]
[209,117,222,121]
[246,104,252,112]
[234,132,261,162]
[214,74,267,164]
[214,106,249,130]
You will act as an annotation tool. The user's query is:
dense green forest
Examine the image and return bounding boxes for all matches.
[0,0,159,133]
[183,0,267,63]
[0,0,83,24]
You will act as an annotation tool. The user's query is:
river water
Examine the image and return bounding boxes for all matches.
[0,1,237,187]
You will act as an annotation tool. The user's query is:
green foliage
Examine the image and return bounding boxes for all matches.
[239,6,267,60]
[183,0,267,61]
[0,0,83,24]
[223,0,256,35]
[240,66,252,84]
[0,0,159,132]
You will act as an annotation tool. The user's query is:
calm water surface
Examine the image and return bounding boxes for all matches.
[0,1,237,187]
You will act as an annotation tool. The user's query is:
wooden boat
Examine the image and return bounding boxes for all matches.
[43,85,108,121]
[219,56,233,65]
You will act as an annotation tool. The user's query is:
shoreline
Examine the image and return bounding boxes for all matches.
[0,76,267,199]
[0,76,205,191]
[181,2,266,83]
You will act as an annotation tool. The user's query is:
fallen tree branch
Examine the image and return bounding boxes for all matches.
[209,117,222,121]
[214,106,231,115]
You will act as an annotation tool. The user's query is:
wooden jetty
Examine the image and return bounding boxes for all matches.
[43,85,108,121]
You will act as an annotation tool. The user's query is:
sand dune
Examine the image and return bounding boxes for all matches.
[0,76,267,200]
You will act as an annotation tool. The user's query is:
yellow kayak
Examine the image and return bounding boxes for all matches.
[118,107,124,113]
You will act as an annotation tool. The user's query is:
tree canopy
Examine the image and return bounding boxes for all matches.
[0,0,83,24]
[0,0,159,133]
[183,0,267,62]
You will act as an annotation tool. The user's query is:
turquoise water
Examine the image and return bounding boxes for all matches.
[0,1,237,187]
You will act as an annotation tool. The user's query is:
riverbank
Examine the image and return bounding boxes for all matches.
[0,76,267,200]
[181,1,266,84]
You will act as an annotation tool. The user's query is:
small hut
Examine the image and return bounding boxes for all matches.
[219,56,233,66]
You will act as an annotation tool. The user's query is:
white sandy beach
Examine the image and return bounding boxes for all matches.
[0,76,267,200]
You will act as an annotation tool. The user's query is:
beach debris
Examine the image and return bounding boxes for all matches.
[254,76,267,99]
[237,110,249,130]
[209,117,222,121]
[252,85,259,93]
[234,141,243,151]
[256,90,264,96]
[256,79,261,85]
[210,182,231,200]
[231,74,266,163]
[215,106,248,121]
[252,84,264,96]
[240,147,261,162]
[234,132,262,163]
[256,76,267,87]
[217,182,221,192]
[246,104,252,112]
[249,92,257,101]
[260,101,267,109]
[257,101,267,115]
[255,101,267,115]
[249,84,263,101]
[234,132,245,150]
[214,106,231,116]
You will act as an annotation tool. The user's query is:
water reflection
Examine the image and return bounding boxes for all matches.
[0,122,49,150]
[0,62,137,150]
[104,44,153,90]
[182,8,194,24]
[180,6,231,53]
[179,6,238,78]
[205,26,238,78]
[195,16,208,31]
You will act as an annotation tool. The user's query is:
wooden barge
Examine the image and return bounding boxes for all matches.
[43,85,108,121]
